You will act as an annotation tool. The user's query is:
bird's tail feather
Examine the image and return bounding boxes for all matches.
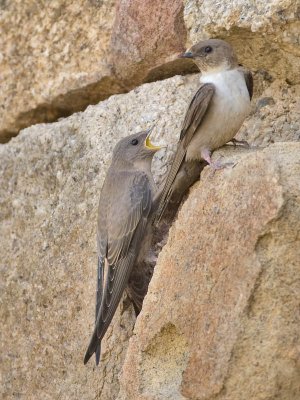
[84,257,104,365]
[84,253,135,365]
[154,146,186,223]
[84,331,100,365]
[95,343,101,365]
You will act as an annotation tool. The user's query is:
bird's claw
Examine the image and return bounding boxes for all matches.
[209,159,236,176]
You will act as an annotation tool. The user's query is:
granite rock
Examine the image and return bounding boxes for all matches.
[0,74,208,400]
[118,143,300,400]
[0,0,119,141]
[1,71,300,398]
[110,0,190,87]
[2,0,300,141]
[184,0,300,84]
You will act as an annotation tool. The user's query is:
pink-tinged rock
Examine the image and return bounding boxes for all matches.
[110,0,192,88]
[118,143,300,400]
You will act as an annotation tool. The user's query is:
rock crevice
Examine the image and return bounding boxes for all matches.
[1,0,300,141]
[1,1,300,397]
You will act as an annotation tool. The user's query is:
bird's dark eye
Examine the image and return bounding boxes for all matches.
[204,46,212,54]
[131,139,138,145]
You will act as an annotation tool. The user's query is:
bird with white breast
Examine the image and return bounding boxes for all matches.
[155,38,253,222]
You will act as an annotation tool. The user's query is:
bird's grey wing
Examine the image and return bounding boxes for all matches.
[84,173,152,365]
[179,83,215,142]
[238,66,253,100]
[106,178,151,266]
[94,256,104,364]
[94,181,110,364]
[96,217,147,334]
[155,83,214,223]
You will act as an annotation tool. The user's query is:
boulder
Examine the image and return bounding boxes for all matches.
[118,143,300,400]
[110,0,190,87]
[2,0,299,141]
[0,0,119,141]
[0,74,202,400]
[1,70,299,398]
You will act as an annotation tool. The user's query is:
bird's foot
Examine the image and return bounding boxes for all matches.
[212,159,235,170]
[208,159,236,177]
[229,138,250,148]
[201,149,235,174]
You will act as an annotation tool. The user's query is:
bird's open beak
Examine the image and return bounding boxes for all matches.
[144,126,162,151]
[178,51,194,59]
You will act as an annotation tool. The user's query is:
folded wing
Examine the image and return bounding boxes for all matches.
[155,83,215,223]
[84,172,152,365]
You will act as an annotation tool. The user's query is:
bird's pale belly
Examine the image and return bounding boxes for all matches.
[186,70,251,161]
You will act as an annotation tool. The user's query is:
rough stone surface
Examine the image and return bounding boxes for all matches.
[118,143,300,400]
[184,0,300,84]
[2,0,300,142]
[110,0,190,87]
[0,0,119,141]
[1,69,299,398]
[0,74,206,400]
[0,0,191,142]
[238,79,300,145]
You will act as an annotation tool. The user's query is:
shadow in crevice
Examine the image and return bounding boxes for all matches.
[1,76,126,144]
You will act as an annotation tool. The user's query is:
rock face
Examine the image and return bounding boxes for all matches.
[2,0,299,141]
[1,70,300,398]
[0,74,206,400]
[118,143,300,399]
[1,0,300,399]
[184,0,300,84]
[0,0,190,142]
[110,0,189,87]
[0,0,119,142]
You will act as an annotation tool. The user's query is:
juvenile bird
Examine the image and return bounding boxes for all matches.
[84,128,161,365]
[155,39,253,222]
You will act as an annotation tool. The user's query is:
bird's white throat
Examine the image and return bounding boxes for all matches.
[200,68,242,87]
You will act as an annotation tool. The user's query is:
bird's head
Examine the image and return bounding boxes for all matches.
[179,39,238,74]
[112,127,162,166]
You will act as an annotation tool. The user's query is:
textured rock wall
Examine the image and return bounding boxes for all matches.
[0,75,203,400]
[118,143,300,400]
[2,0,299,141]
[0,0,188,142]
[0,0,120,142]
[184,0,300,85]
[1,74,299,399]
[1,0,300,399]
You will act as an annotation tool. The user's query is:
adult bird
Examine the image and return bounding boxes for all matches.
[84,128,161,365]
[155,39,253,223]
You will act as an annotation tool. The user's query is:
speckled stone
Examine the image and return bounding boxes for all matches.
[1,70,300,399]
[118,143,300,400]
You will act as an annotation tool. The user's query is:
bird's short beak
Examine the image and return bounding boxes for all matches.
[178,51,194,59]
[144,126,162,151]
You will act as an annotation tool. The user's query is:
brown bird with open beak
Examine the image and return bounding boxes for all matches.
[84,128,161,365]
[155,39,253,222]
